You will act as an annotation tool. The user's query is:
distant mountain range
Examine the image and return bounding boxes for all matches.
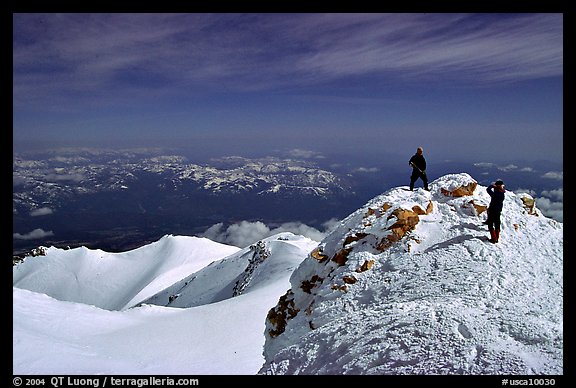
[13,149,350,208]
[13,149,353,256]
[13,147,562,257]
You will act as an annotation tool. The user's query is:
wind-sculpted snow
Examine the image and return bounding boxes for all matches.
[139,235,312,308]
[260,173,563,375]
[13,235,241,311]
[13,232,316,374]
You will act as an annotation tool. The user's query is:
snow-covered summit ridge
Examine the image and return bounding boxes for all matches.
[261,173,563,375]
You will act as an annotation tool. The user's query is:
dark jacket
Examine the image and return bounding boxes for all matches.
[409,154,426,172]
[487,185,505,213]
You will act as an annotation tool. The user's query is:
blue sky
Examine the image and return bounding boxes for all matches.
[13,13,563,162]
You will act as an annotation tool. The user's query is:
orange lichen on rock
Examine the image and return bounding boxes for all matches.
[520,196,538,215]
[364,208,376,218]
[470,200,488,215]
[412,200,433,216]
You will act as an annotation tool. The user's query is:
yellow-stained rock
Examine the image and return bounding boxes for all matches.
[470,200,488,215]
[520,196,538,215]
[310,247,329,263]
[356,259,375,272]
[376,208,420,251]
[441,181,477,197]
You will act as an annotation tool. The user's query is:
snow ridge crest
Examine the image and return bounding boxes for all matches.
[260,172,563,375]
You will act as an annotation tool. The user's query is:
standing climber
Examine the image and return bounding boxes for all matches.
[486,180,505,243]
[408,147,429,191]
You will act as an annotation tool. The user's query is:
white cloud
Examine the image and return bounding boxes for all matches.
[268,222,326,242]
[535,197,563,223]
[201,220,334,248]
[287,149,325,159]
[13,13,562,109]
[515,188,537,197]
[13,228,54,240]
[30,207,54,217]
[497,164,518,171]
[519,167,534,172]
[541,171,563,180]
[474,162,496,168]
[536,188,563,222]
[541,188,563,202]
[354,167,379,173]
[321,218,341,233]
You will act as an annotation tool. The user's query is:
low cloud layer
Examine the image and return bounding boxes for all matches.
[201,219,339,248]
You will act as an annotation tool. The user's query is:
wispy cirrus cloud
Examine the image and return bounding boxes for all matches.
[292,13,562,82]
[13,13,562,110]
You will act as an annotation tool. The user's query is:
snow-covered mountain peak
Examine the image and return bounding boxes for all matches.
[138,232,318,309]
[260,173,563,375]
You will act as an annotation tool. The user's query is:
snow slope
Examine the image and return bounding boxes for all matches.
[13,233,317,374]
[13,235,241,311]
[260,173,563,375]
